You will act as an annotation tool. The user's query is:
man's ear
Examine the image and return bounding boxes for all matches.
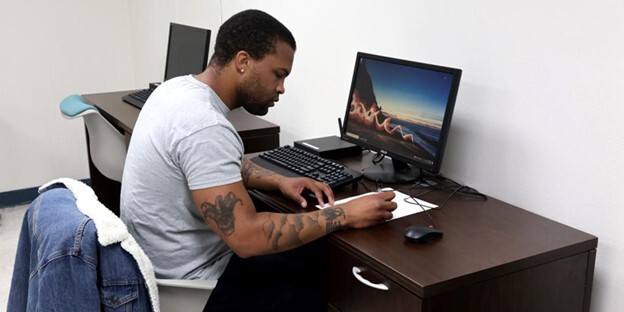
[235,51,251,73]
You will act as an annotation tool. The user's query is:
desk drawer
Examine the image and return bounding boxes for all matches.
[242,133,279,153]
[328,243,422,312]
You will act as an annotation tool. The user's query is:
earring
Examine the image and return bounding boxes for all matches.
[240,69,245,73]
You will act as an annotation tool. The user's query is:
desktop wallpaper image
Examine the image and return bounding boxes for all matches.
[345,58,454,165]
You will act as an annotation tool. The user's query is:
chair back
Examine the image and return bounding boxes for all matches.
[60,94,126,182]
[157,278,216,312]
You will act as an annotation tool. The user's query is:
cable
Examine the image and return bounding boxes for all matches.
[371,152,385,165]
[357,178,388,193]
[358,173,486,230]
[428,175,488,202]
[403,187,440,229]
[370,180,440,229]
[399,174,487,211]
[437,184,467,209]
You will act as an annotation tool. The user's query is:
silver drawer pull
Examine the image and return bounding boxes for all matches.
[352,267,389,291]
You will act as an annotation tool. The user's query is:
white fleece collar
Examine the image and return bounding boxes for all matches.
[39,178,160,312]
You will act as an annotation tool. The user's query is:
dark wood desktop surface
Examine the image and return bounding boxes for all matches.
[248,152,597,312]
[80,90,280,215]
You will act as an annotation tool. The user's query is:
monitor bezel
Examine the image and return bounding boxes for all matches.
[163,23,211,81]
[340,52,462,176]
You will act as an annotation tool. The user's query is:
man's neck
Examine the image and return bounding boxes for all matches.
[194,65,238,111]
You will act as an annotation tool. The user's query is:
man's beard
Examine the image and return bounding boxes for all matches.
[242,100,269,116]
[238,74,272,116]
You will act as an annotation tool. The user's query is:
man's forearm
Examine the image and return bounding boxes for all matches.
[241,158,283,191]
[196,182,348,257]
[260,207,347,251]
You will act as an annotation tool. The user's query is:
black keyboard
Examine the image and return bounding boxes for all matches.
[251,146,362,189]
[122,89,154,109]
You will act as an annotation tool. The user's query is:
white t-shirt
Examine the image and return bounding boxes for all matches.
[121,75,243,280]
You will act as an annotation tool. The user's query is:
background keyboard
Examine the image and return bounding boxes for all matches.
[122,89,154,109]
[251,145,362,189]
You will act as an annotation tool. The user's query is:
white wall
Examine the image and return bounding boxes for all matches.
[214,2,623,310]
[126,0,223,88]
[2,0,622,310]
[0,0,222,192]
[0,1,133,191]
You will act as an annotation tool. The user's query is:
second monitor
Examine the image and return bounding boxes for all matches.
[341,52,462,183]
[163,22,211,81]
[122,22,211,109]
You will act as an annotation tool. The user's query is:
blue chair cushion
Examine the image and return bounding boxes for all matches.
[60,94,97,117]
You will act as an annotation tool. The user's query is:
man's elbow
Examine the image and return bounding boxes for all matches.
[227,240,267,259]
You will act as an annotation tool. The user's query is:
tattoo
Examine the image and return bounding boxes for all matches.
[260,208,348,251]
[200,192,241,236]
[262,214,322,251]
[240,161,253,186]
[322,207,347,233]
[241,160,275,187]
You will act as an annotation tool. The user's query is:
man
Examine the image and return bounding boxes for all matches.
[121,9,397,310]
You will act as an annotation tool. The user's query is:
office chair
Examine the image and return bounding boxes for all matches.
[59,94,126,182]
[157,278,217,312]
[8,178,215,312]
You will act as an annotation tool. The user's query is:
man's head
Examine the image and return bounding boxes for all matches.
[210,9,296,67]
[209,9,296,116]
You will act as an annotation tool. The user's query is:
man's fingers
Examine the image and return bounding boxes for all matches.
[380,190,396,200]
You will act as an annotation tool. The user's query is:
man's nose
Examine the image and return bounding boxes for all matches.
[276,80,285,94]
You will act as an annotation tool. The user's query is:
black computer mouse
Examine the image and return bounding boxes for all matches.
[404,225,443,243]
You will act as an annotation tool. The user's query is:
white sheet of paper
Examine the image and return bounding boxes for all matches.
[316,187,438,221]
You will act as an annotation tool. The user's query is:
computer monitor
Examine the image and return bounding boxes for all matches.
[341,52,462,183]
[163,23,211,81]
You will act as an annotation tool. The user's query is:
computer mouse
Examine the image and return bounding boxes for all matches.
[404,225,443,243]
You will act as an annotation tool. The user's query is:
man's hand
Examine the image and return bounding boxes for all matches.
[340,191,398,228]
[241,159,334,207]
[277,177,335,208]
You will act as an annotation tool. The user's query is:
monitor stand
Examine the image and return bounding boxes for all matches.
[362,157,421,184]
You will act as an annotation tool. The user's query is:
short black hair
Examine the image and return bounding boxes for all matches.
[210,9,296,67]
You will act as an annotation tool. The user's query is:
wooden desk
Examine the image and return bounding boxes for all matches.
[82,91,280,152]
[249,153,597,312]
[81,90,280,215]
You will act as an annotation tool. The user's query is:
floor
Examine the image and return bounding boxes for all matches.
[0,204,28,310]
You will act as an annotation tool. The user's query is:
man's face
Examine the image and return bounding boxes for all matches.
[237,41,294,116]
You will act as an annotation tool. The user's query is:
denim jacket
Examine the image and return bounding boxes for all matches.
[8,178,159,311]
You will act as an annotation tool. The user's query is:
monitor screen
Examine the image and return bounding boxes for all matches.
[341,52,462,183]
[164,23,211,81]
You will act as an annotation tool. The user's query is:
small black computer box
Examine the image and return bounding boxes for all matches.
[294,135,362,159]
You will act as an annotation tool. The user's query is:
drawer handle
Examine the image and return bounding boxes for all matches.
[352,267,389,291]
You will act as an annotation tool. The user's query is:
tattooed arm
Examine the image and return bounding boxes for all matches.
[241,158,335,208]
[192,181,397,258]
[240,158,282,190]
